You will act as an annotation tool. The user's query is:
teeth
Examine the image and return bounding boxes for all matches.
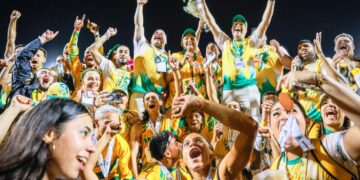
[77,156,87,165]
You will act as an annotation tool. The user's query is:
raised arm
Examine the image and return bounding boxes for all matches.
[68,15,85,65]
[172,95,258,178]
[254,0,275,40]
[90,27,117,65]
[269,39,292,69]
[195,20,205,46]
[168,54,182,97]
[198,0,229,45]
[5,10,21,59]
[0,95,31,144]
[313,32,348,85]
[205,66,219,103]
[134,0,147,43]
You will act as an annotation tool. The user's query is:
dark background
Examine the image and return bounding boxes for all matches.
[1,0,360,67]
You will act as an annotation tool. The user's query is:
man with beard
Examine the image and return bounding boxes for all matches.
[138,131,192,180]
[131,0,168,117]
[67,15,101,98]
[90,27,132,95]
[199,0,276,122]
[8,29,58,104]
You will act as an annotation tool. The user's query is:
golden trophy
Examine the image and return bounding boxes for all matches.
[183,0,210,33]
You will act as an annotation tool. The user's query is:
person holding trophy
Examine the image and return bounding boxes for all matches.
[198,0,276,122]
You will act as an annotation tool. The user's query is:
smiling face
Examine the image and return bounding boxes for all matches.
[185,111,203,132]
[231,20,247,40]
[297,42,316,62]
[144,92,162,113]
[112,45,130,67]
[37,69,54,90]
[206,42,220,59]
[320,97,345,131]
[47,113,95,179]
[182,133,213,171]
[151,29,167,49]
[83,70,101,91]
[30,50,46,71]
[181,34,197,52]
[335,36,354,58]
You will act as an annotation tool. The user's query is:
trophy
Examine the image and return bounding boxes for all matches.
[183,0,210,33]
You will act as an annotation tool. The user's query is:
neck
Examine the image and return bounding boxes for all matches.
[149,111,160,123]
[161,158,177,169]
[286,146,304,160]
[190,164,211,180]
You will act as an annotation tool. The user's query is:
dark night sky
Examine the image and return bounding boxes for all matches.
[1,0,360,67]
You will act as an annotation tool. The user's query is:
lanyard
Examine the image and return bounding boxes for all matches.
[151,45,167,61]
[227,128,239,150]
[206,166,213,180]
[157,161,181,180]
[91,131,115,178]
[148,115,162,135]
[231,39,244,58]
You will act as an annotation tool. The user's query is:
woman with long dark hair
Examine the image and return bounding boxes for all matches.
[0,98,95,180]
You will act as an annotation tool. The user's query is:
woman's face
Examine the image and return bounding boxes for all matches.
[144,92,161,113]
[270,102,306,140]
[182,133,213,171]
[185,111,203,132]
[321,97,345,131]
[48,113,95,179]
[83,71,101,91]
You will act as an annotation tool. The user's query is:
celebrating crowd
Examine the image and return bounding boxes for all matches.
[1,0,360,179]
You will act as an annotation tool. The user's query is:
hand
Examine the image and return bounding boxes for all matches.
[10,10,21,21]
[94,91,112,107]
[105,122,121,137]
[269,39,280,50]
[258,127,274,139]
[291,55,303,71]
[184,52,194,62]
[276,71,319,91]
[137,0,148,5]
[10,95,32,112]
[214,122,224,138]
[87,19,100,36]
[198,19,206,29]
[74,14,86,32]
[172,95,201,118]
[168,52,180,71]
[39,30,59,44]
[105,27,117,39]
[313,32,323,56]
[261,100,274,115]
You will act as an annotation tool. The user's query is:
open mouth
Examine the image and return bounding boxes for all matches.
[31,60,38,65]
[189,148,201,159]
[149,103,156,109]
[76,155,88,168]
[325,109,337,119]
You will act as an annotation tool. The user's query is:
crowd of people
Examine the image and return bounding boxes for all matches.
[1,0,360,179]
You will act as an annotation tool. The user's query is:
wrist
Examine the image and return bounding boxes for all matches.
[39,37,46,45]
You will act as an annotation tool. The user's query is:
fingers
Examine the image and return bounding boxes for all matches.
[81,14,86,22]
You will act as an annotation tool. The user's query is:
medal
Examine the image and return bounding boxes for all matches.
[234,57,245,69]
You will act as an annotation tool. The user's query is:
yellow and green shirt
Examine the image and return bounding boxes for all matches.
[100,57,132,94]
[132,36,167,95]
[165,50,206,109]
[0,84,11,107]
[254,45,282,96]
[93,134,134,180]
[139,161,192,180]
[140,114,180,165]
[221,37,258,90]
[271,132,358,179]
